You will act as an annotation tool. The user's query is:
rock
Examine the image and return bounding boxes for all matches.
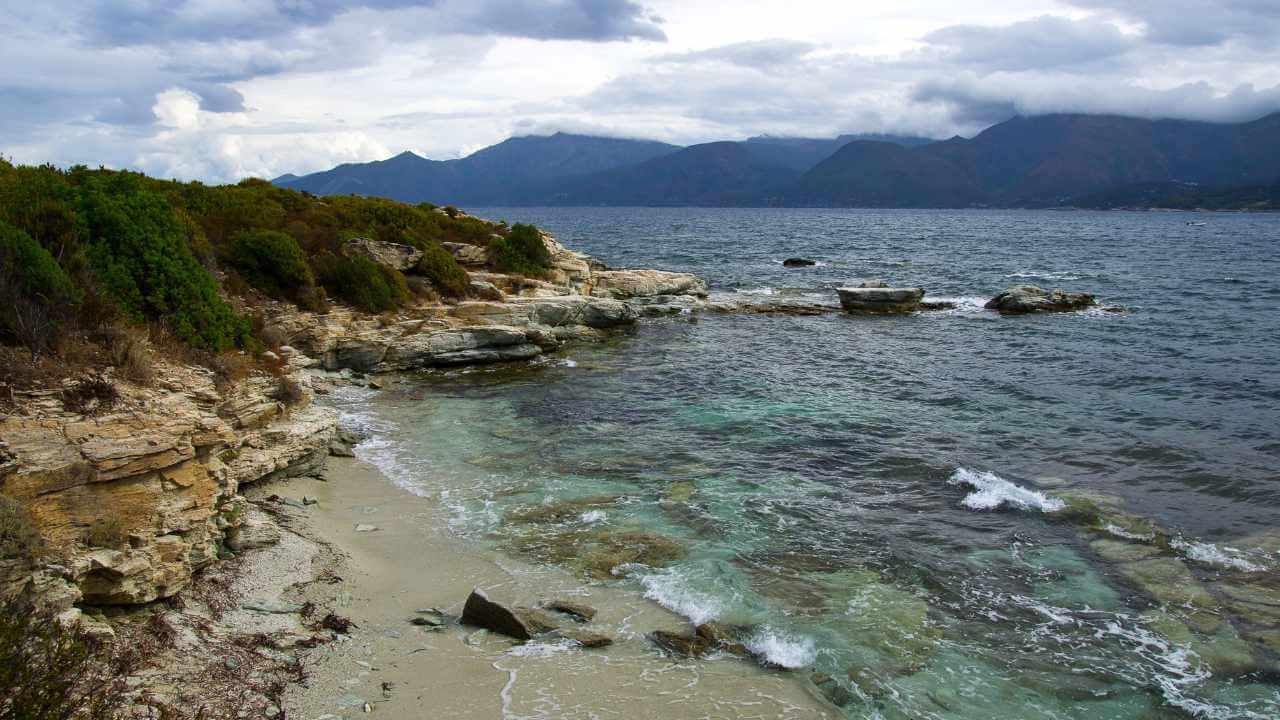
[837,287,925,314]
[226,517,282,552]
[664,481,696,503]
[918,301,957,311]
[695,622,754,657]
[542,599,597,622]
[367,378,384,390]
[468,280,505,302]
[354,524,379,533]
[782,258,816,267]
[1117,558,1220,633]
[342,237,423,272]
[984,285,1095,314]
[441,242,488,266]
[1090,539,1162,563]
[590,270,709,299]
[649,630,711,658]
[811,672,855,708]
[550,628,614,648]
[460,589,560,641]
[411,608,448,627]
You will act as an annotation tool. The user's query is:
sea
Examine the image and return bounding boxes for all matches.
[331,208,1280,719]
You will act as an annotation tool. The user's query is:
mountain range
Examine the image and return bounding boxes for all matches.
[275,114,1280,209]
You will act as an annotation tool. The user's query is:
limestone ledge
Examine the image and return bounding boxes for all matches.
[0,232,709,615]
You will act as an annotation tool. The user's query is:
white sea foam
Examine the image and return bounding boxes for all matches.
[637,569,725,625]
[948,468,1064,512]
[744,629,817,669]
[1103,523,1156,542]
[1171,538,1264,572]
[1006,270,1102,282]
[559,358,578,368]
[579,509,607,524]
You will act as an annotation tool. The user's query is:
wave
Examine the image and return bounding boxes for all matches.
[579,509,607,524]
[744,628,816,669]
[948,468,1065,512]
[1171,538,1265,572]
[636,568,727,626]
[1007,270,1105,282]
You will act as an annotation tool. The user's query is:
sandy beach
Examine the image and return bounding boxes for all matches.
[257,455,832,720]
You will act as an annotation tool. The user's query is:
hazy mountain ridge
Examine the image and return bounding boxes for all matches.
[277,115,1280,208]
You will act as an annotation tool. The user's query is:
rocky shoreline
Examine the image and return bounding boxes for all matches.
[0,224,1129,716]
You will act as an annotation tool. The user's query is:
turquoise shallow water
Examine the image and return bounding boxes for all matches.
[335,209,1280,719]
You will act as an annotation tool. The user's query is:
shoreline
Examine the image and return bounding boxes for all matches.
[253,453,833,719]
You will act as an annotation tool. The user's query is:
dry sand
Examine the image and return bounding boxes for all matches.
[255,457,833,720]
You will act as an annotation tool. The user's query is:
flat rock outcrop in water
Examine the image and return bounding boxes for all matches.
[984,285,1095,314]
[837,286,926,314]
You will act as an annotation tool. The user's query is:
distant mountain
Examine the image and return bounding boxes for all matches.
[524,141,800,206]
[787,113,1280,207]
[740,134,934,173]
[276,133,679,205]
[276,114,1280,208]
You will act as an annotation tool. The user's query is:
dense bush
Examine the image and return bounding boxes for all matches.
[79,176,251,352]
[313,253,409,313]
[0,595,136,720]
[226,229,315,301]
[415,242,469,298]
[489,223,552,276]
[0,222,81,354]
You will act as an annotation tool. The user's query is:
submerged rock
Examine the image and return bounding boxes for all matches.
[1117,558,1220,633]
[549,627,613,648]
[837,287,925,314]
[649,630,711,658]
[508,527,686,580]
[543,599,597,622]
[504,495,621,525]
[984,285,1095,314]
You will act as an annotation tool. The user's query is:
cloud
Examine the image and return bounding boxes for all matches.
[912,75,1280,126]
[923,16,1136,72]
[1063,0,1280,47]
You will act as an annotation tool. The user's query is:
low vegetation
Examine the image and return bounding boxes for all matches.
[489,223,553,276]
[0,159,554,388]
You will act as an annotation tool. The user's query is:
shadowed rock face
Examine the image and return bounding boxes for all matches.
[342,237,423,272]
[985,285,1095,314]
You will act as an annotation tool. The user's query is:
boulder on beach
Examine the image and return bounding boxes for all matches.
[460,588,560,640]
[649,629,711,658]
[782,258,817,267]
[837,286,925,314]
[984,285,1095,314]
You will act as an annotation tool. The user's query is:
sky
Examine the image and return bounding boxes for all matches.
[2,0,1279,183]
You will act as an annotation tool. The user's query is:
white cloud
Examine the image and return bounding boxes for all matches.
[2,1,1279,182]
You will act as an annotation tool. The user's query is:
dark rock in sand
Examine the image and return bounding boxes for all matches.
[543,599,598,622]
[460,589,561,640]
[783,258,817,267]
[649,630,712,658]
[984,285,1095,314]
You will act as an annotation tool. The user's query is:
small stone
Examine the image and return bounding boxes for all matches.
[303,496,318,506]
[354,524,379,533]
[549,628,613,648]
[368,379,384,390]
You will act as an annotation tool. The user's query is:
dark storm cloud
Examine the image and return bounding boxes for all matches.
[1063,0,1280,47]
[923,15,1135,72]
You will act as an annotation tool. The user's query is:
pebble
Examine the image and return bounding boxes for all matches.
[354,524,379,533]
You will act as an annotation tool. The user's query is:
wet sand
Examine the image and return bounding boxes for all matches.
[274,457,832,720]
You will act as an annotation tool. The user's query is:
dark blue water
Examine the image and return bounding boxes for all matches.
[355,208,1280,719]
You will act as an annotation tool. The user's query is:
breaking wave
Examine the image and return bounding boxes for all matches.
[948,468,1065,512]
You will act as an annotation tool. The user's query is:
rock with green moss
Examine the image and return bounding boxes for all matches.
[1118,558,1220,633]
[1143,610,1259,676]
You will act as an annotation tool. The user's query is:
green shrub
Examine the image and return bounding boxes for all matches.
[0,221,81,354]
[226,229,315,301]
[0,595,135,720]
[79,177,251,352]
[414,242,469,298]
[0,495,43,563]
[489,223,552,276]
[313,253,409,313]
